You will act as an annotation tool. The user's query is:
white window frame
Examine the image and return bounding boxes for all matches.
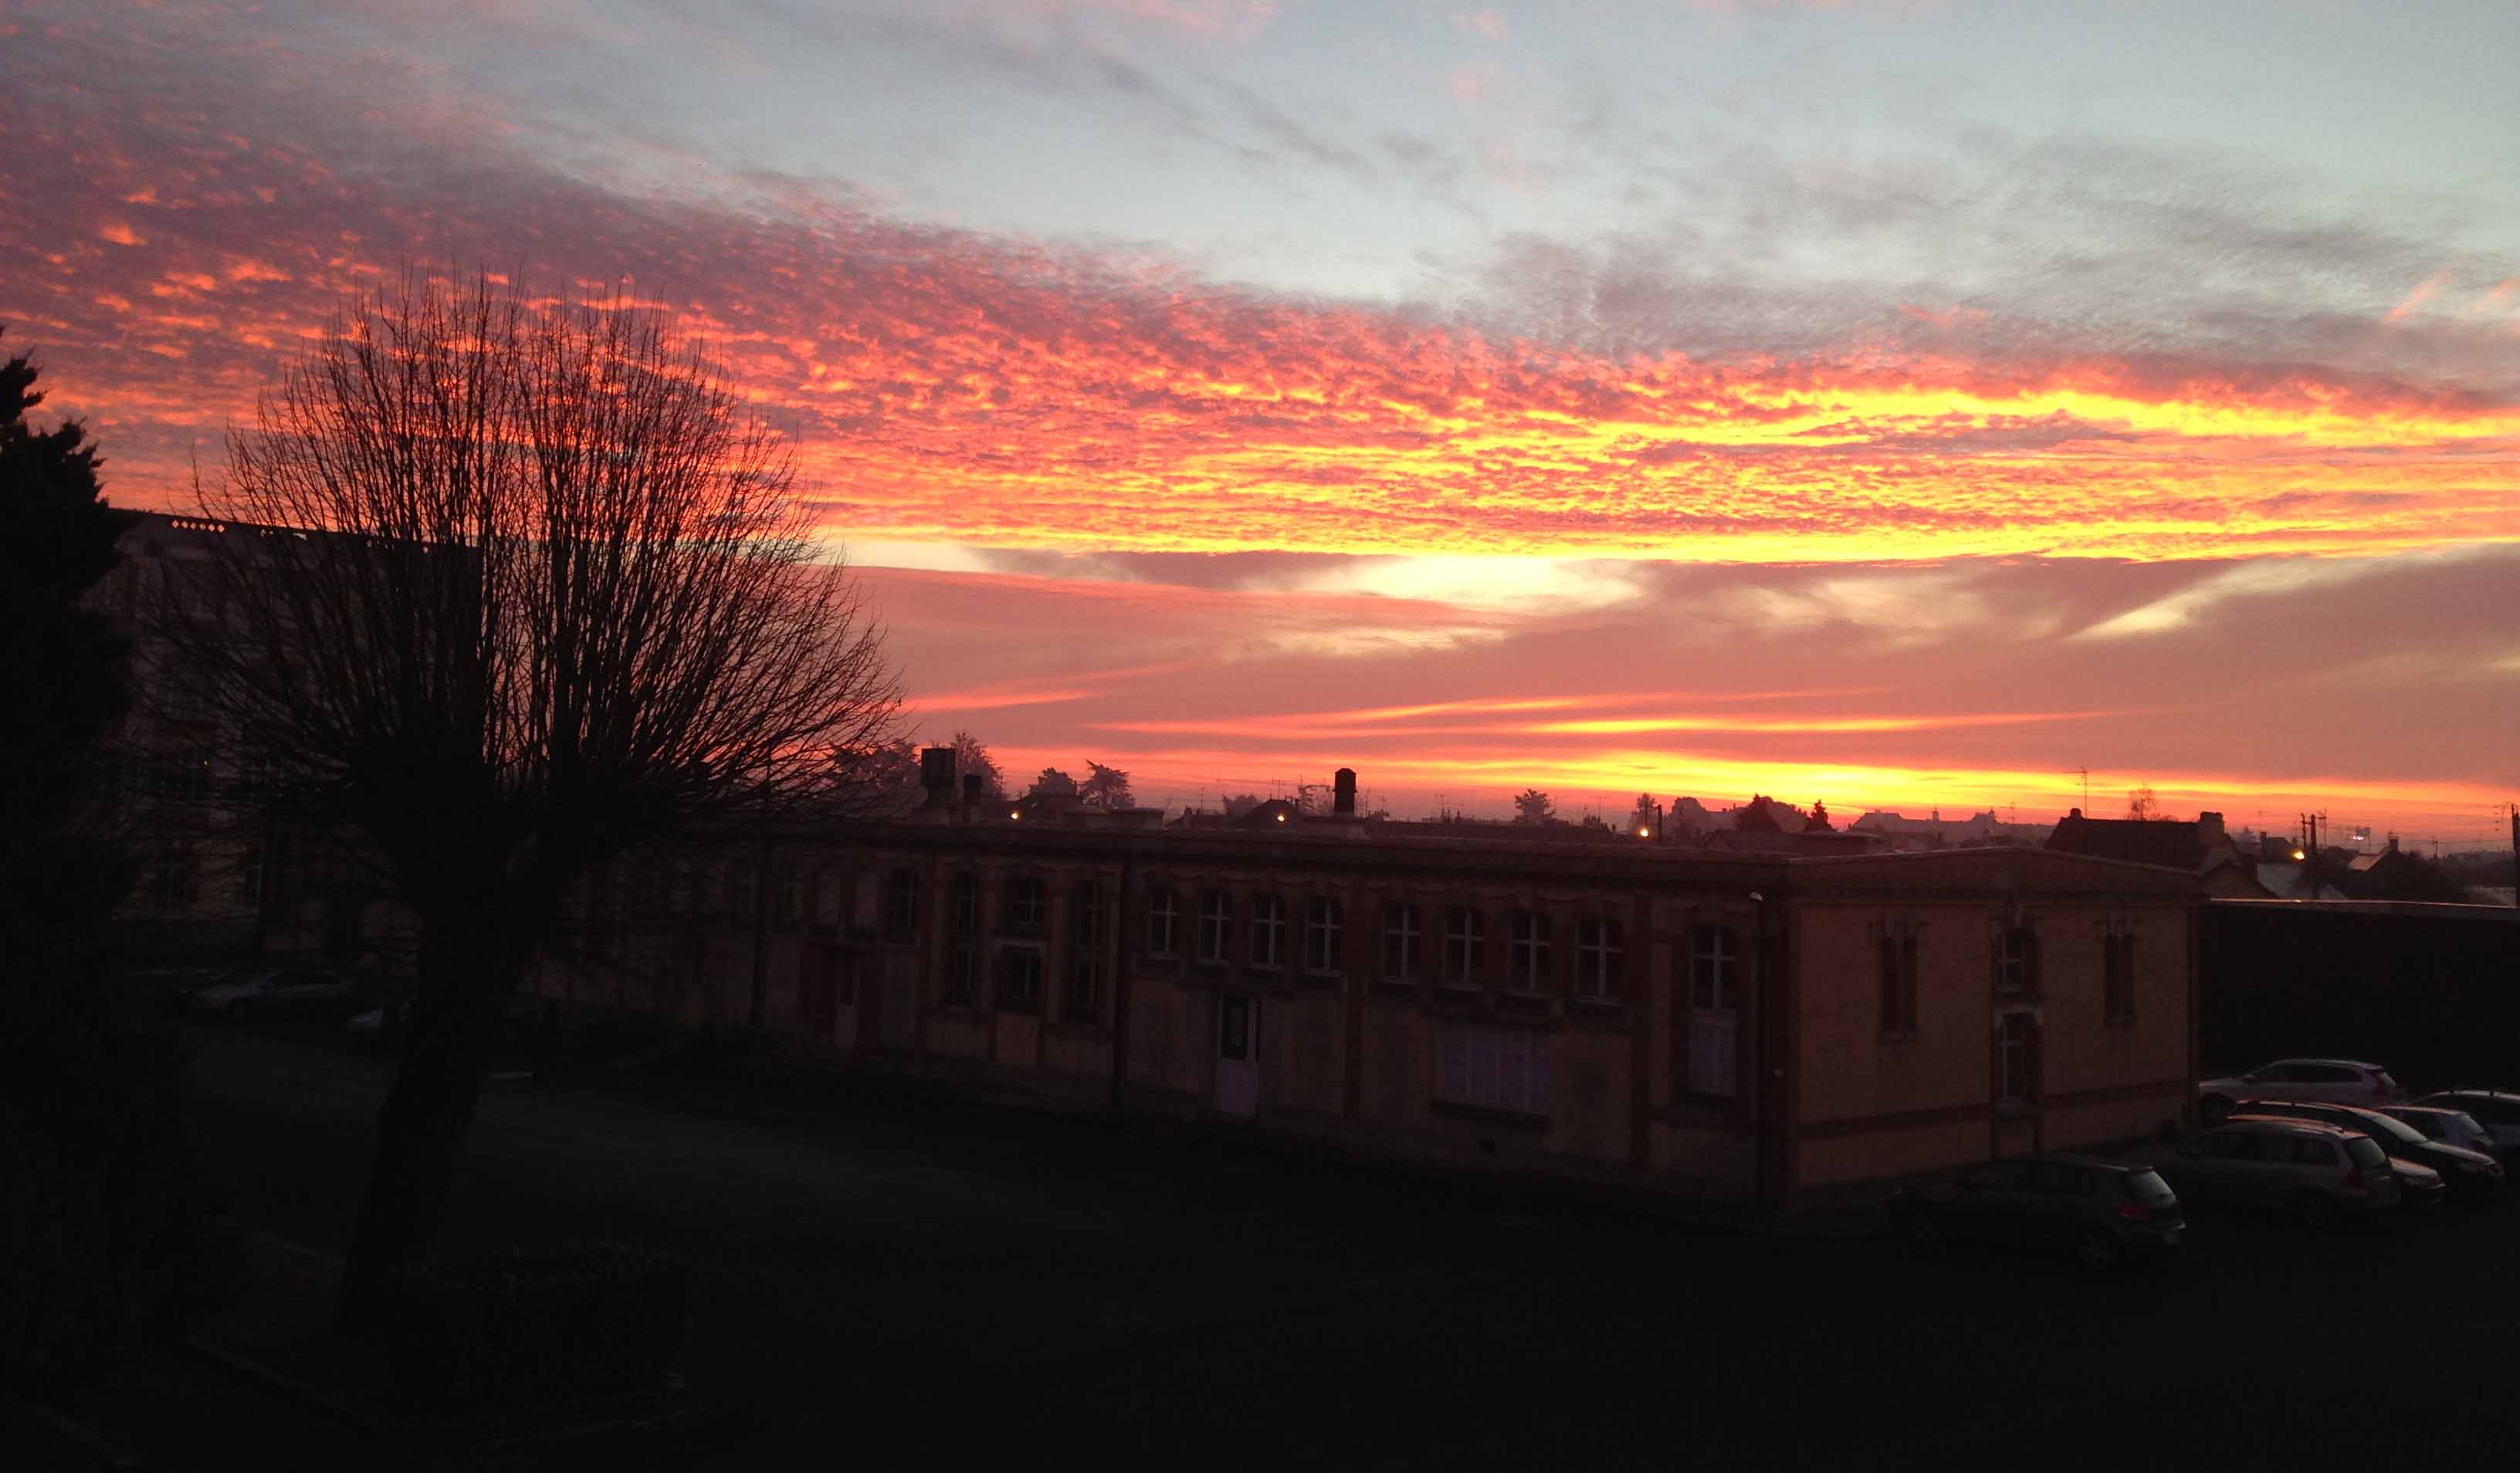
[1434,1023,1550,1116]
[1197,889,1231,964]
[1303,897,1343,975]
[1147,885,1180,957]
[1576,916,1621,1001]
[1688,924,1739,1098]
[1381,902,1421,980]
[1506,910,1551,994]
[1249,893,1286,970]
[1442,906,1485,987]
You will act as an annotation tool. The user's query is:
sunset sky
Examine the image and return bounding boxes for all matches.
[6,1,2516,843]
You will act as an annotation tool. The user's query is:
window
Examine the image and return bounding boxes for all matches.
[1380,902,1422,980]
[950,872,981,936]
[1878,933,1919,1038]
[1302,897,1343,975]
[238,845,265,907]
[2103,934,2136,1024]
[1576,916,1622,1001]
[1995,926,2037,994]
[1067,882,1105,1022]
[1506,910,1551,994]
[1434,1023,1548,1116]
[884,868,919,942]
[2026,1161,2095,1197]
[727,858,756,922]
[777,865,805,926]
[1197,890,1232,964]
[1249,894,1286,969]
[151,845,198,913]
[1688,925,1739,1098]
[945,942,980,1006]
[1999,1011,2036,1106]
[1441,906,1486,987]
[1004,875,1048,933]
[1147,885,1180,957]
[998,946,1044,1011]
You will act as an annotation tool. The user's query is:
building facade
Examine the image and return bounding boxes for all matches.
[533,809,2200,1204]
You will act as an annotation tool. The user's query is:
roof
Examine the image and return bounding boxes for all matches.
[2044,811,2222,870]
[2216,1116,2365,1137]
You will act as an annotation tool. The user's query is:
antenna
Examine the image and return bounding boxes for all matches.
[2076,767,2089,809]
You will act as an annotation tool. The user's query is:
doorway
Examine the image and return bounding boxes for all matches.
[1214,994,1258,1116]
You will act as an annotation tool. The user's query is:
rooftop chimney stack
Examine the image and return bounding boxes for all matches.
[918,747,955,809]
[1333,768,1357,816]
[960,772,982,822]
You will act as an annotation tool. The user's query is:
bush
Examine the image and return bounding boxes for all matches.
[381,1241,688,1411]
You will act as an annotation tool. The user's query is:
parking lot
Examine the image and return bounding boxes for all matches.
[165,1017,2520,1470]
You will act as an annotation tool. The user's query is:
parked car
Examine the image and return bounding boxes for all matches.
[188,965,357,1020]
[2413,1091,2520,1154]
[2230,1102,2492,1204]
[2199,1058,2400,1123]
[1889,1154,2185,1271]
[2374,1104,2508,1163]
[2156,1118,2403,1225]
[166,962,263,1012]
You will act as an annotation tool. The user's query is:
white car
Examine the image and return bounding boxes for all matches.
[2200,1058,2400,1123]
[188,965,354,1019]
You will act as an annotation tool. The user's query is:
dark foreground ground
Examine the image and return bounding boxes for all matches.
[36,1018,2520,1470]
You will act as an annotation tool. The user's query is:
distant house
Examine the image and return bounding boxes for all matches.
[2044,808,2268,897]
[1848,808,2050,852]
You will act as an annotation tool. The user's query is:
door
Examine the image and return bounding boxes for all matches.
[1214,994,1259,1117]
[879,953,919,1049]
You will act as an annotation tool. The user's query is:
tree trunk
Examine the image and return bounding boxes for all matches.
[334,920,523,1336]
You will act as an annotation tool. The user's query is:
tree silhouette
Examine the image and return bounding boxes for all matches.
[158,274,901,1330]
[1028,767,1079,800]
[2125,787,2163,821]
[1512,788,1556,825]
[2,331,212,1373]
[948,730,1004,800]
[1079,760,1133,811]
[1628,793,1656,835]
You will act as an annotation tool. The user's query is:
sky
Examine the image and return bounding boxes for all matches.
[5,0,2516,844]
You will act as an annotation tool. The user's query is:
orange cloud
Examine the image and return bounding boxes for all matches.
[8,69,2517,572]
[2385,270,2451,322]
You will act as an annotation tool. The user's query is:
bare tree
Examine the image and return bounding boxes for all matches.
[160,272,900,1329]
[2125,786,2163,821]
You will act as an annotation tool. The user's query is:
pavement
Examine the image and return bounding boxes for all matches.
[29,1014,2520,1469]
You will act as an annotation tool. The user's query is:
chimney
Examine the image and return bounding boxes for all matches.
[2197,811,2224,838]
[1333,767,1357,816]
[919,747,955,809]
[960,772,982,822]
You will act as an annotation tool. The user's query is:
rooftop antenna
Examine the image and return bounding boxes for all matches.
[2076,767,2089,810]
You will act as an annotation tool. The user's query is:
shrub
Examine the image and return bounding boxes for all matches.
[381,1241,688,1411]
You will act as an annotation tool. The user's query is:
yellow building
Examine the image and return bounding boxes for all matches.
[537,801,2199,1205]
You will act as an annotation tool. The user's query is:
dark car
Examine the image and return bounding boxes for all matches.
[2231,1103,2488,1204]
[2157,1118,2403,1225]
[1890,1154,2184,1271]
[165,961,263,1012]
[2374,1104,2508,1164]
[2414,1091,2520,1155]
